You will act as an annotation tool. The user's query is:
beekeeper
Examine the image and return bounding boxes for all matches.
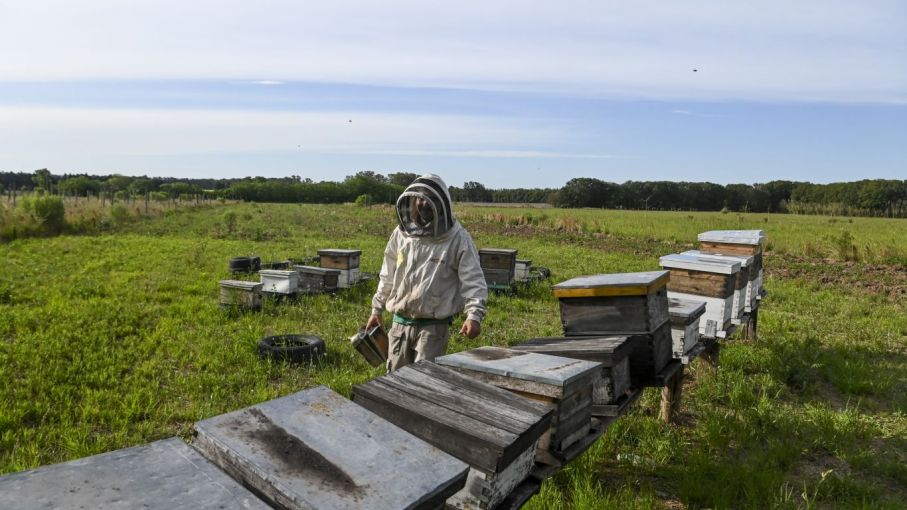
[366,174,488,372]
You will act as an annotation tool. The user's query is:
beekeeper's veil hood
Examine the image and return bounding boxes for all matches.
[396,174,455,237]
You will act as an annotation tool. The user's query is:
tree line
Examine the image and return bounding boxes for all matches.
[3,170,906,218]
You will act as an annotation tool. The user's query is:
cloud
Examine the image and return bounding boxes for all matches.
[1,0,904,103]
[250,80,283,85]
[360,149,619,159]
[670,109,723,118]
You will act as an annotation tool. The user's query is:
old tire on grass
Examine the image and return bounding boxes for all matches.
[257,334,325,363]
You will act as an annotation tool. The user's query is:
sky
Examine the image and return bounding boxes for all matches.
[1,0,905,189]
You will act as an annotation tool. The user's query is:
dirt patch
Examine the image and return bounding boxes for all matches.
[768,254,907,300]
[244,408,364,497]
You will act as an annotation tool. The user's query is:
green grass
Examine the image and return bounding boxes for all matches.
[1,203,905,508]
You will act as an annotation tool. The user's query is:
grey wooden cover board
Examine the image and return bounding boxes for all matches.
[552,271,669,290]
[660,253,740,274]
[352,362,551,473]
[317,249,362,256]
[294,265,341,276]
[681,250,754,268]
[697,230,765,245]
[258,269,298,278]
[512,336,634,367]
[479,248,518,256]
[220,280,263,290]
[435,347,600,397]
[0,438,270,510]
[668,297,707,323]
[192,385,468,510]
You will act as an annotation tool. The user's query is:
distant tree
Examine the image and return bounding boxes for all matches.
[59,176,101,196]
[32,168,52,192]
[388,172,419,187]
[462,181,492,202]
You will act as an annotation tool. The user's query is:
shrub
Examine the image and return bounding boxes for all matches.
[18,195,66,233]
[354,194,373,207]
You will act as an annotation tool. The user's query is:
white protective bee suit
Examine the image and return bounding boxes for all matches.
[370,174,488,371]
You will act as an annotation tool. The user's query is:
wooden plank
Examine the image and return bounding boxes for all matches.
[512,336,634,367]
[652,360,683,387]
[590,385,643,417]
[0,438,271,510]
[494,476,541,510]
[628,322,673,387]
[436,347,600,399]
[192,386,468,510]
[660,364,686,423]
[665,269,736,298]
[447,446,537,510]
[479,249,518,271]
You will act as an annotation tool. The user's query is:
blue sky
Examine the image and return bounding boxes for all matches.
[1,1,905,189]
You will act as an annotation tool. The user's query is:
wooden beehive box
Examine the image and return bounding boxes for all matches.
[668,297,706,358]
[193,385,469,510]
[318,248,361,269]
[625,322,673,387]
[259,269,299,295]
[683,250,756,315]
[219,280,263,310]
[352,362,551,510]
[0,438,271,510]
[515,259,532,283]
[698,230,765,298]
[436,347,600,459]
[479,248,518,287]
[294,265,340,293]
[512,336,633,410]
[552,271,670,335]
[660,253,740,336]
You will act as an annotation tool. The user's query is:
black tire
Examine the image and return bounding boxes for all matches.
[257,335,325,363]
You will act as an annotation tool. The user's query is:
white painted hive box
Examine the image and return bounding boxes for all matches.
[259,269,299,295]
[668,297,707,357]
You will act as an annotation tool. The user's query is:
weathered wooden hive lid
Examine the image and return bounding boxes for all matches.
[659,253,740,274]
[668,297,707,320]
[258,269,298,278]
[193,385,469,510]
[681,250,754,267]
[0,438,273,510]
[219,279,263,290]
[511,336,634,365]
[698,230,766,246]
[436,347,601,390]
[317,248,362,256]
[352,361,552,473]
[294,265,341,275]
[479,248,518,255]
[551,270,669,298]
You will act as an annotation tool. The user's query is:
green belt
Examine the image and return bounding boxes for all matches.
[392,314,454,326]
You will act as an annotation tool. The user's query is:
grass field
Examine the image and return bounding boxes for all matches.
[1,203,905,509]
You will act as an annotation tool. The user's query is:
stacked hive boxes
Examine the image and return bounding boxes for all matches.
[318,249,361,288]
[552,271,673,387]
[512,336,633,416]
[697,230,766,311]
[479,248,518,288]
[515,259,532,283]
[667,297,707,358]
[435,347,600,466]
[682,250,754,320]
[294,265,340,294]
[193,386,470,510]
[353,362,552,510]
[659,254,741,338]
[218,280,263,310]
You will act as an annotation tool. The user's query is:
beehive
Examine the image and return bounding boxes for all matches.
[294,265,340,293]
[668,297,707,358]
[479,248,518,287]
[698,230,765,300]
[515,259,532,283]
[318,249,362,288]
[659,254,740,336]
[193,385,469,510]
[259,269,299,295]
[512,336,633,410]
[353,362,551,510]
[0,438,271,510]
[219,280,263,310]
[436,347,600,462]
[552,271,670,335]
[682,250,756,315]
